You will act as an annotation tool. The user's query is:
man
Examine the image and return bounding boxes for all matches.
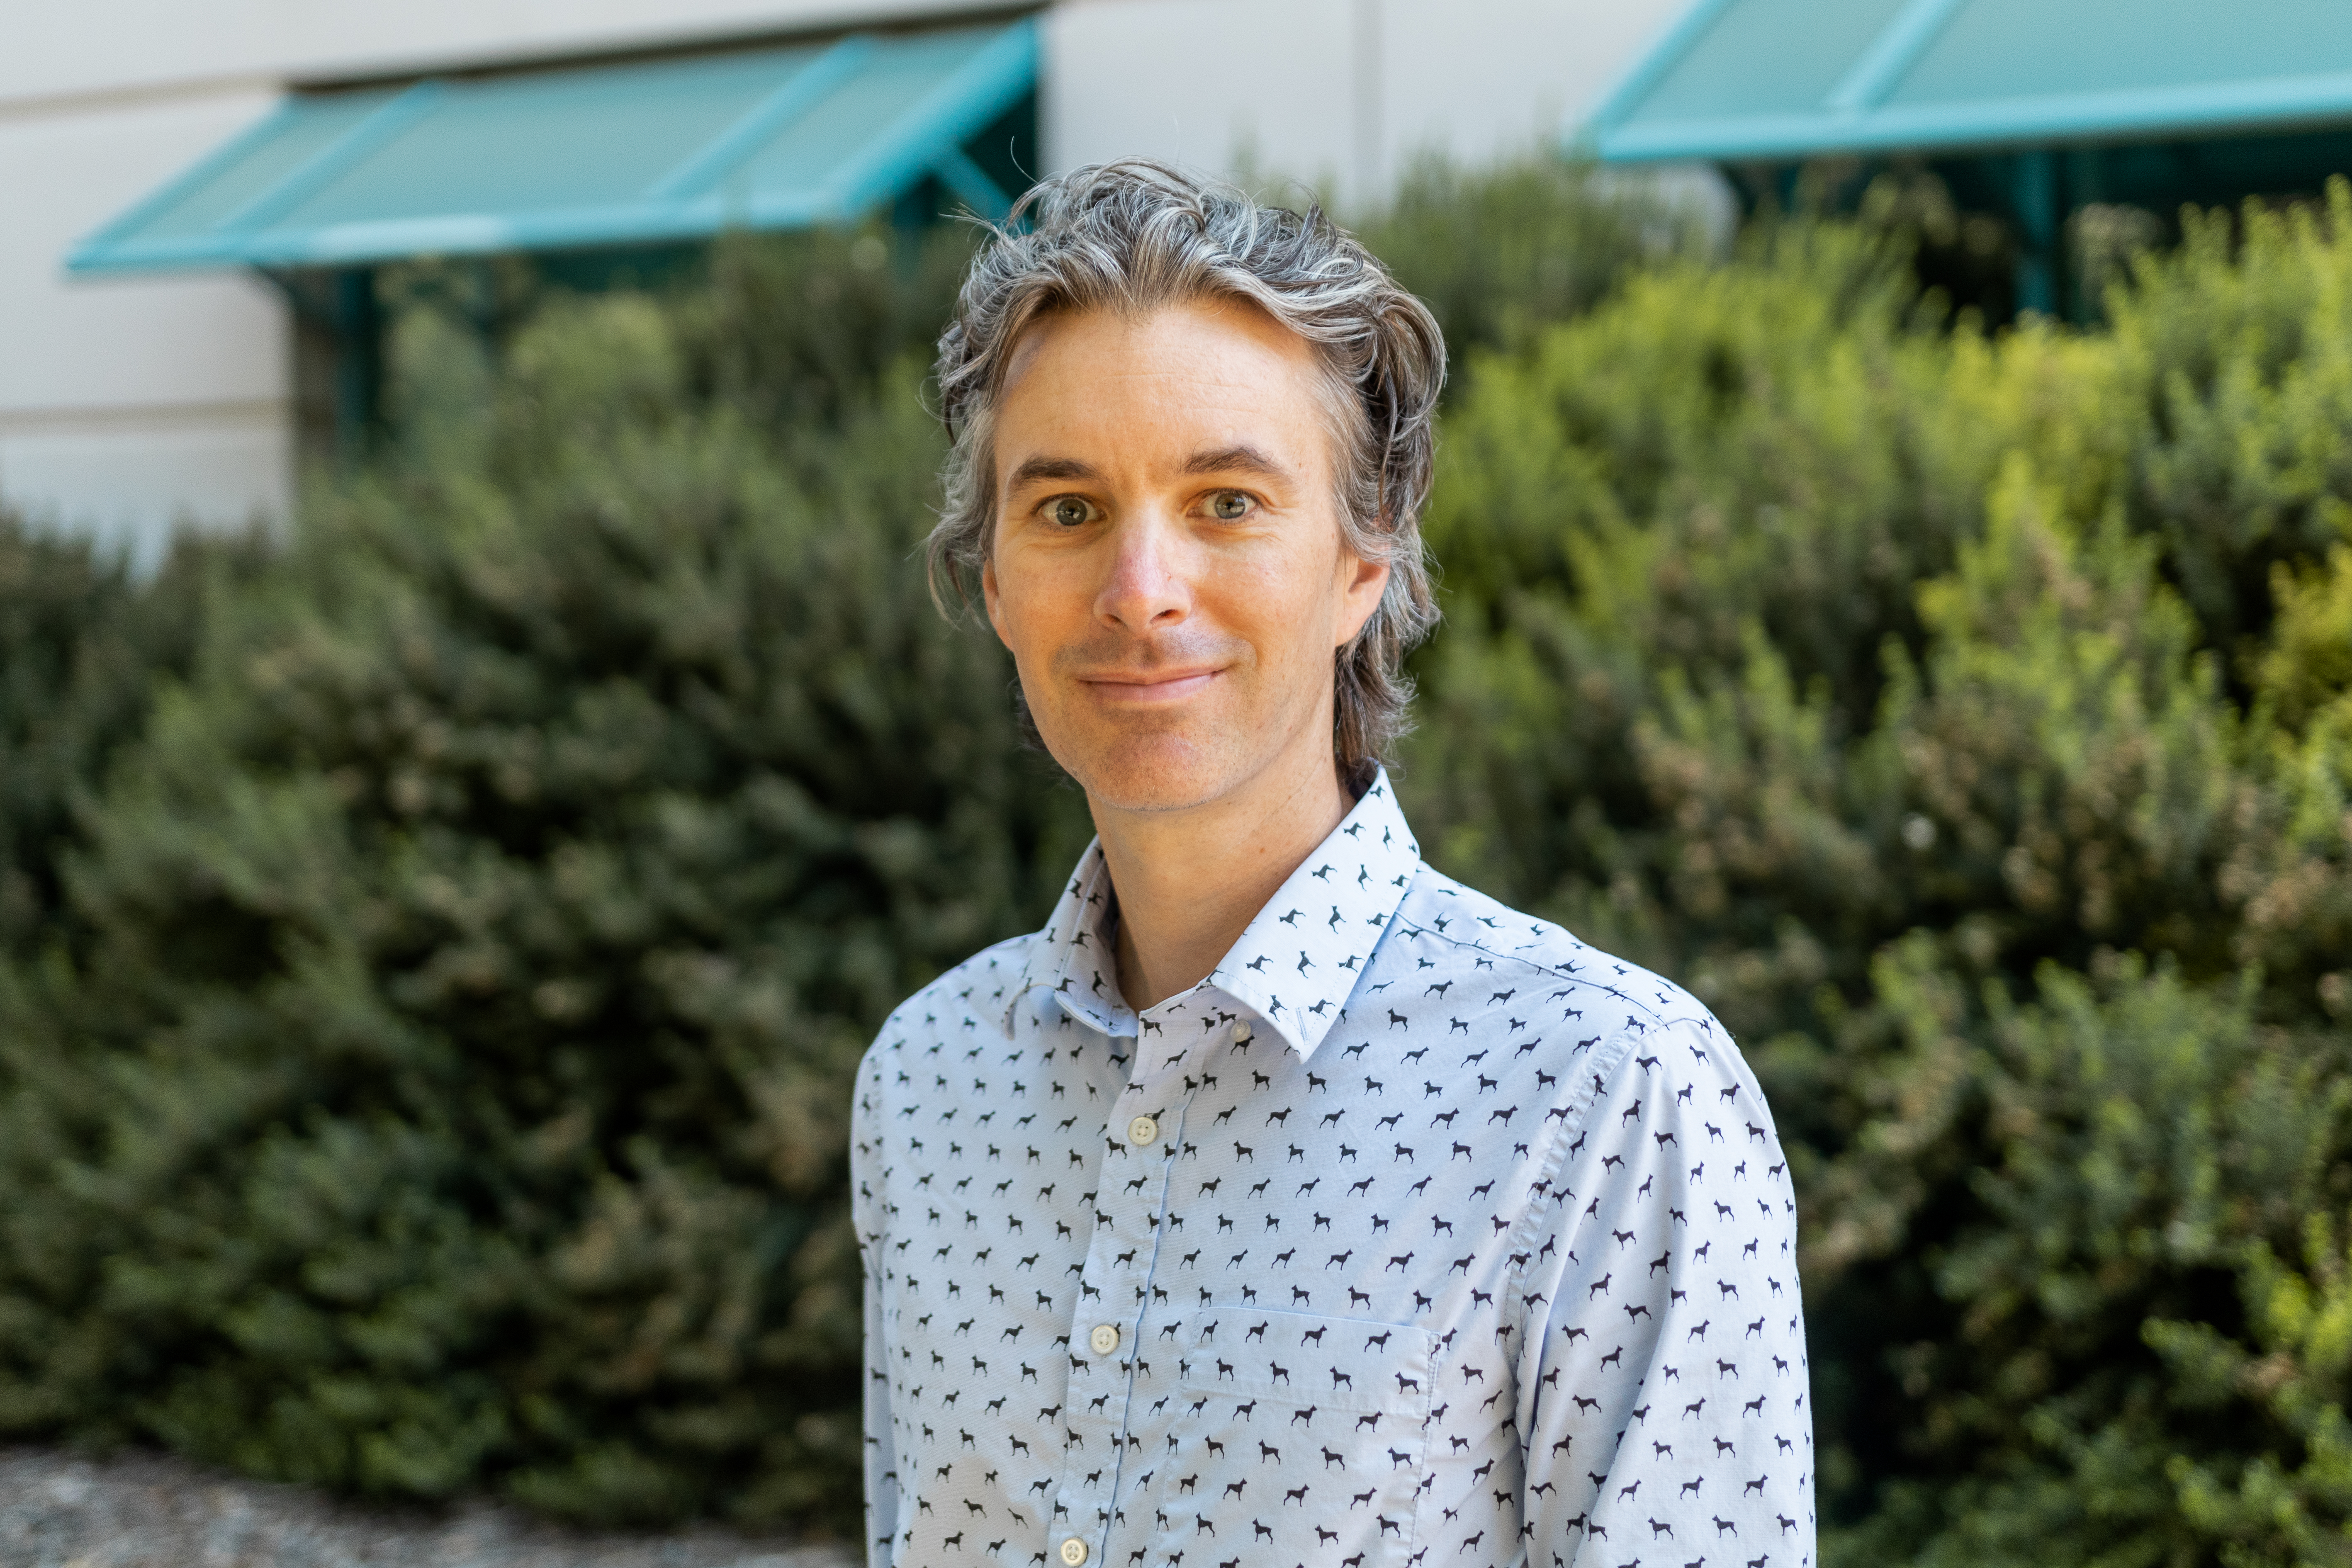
[851,160,1814,1568]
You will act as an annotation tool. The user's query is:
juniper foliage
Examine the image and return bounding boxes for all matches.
[0,161,2347,1564]
[1400,182,2352,1566]
[0,229,1087,1528]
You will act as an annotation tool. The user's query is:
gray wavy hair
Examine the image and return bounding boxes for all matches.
[926,158,1447,785]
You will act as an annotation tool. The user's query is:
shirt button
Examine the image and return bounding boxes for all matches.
[1060,1538,1089,1566]
[1126,1114,1158,1146]
[1088,1323,1120,1355]
[1233,1021,1252,1042]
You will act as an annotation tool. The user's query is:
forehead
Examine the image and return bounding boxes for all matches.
[995,297,1335,473]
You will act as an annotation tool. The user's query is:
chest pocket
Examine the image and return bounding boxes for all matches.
[1146,1305,1437,1567]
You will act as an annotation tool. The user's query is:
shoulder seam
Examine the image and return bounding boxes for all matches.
[1391,914,1679,1035]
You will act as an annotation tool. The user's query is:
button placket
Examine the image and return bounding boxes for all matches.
[1049,1026,1178,1559]
[1128,1014,1253,1556]
[1053,987,1243,1563]
[1086,1021,1211,1561]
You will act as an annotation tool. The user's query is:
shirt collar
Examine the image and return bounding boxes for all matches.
[1002,768,1422,1060]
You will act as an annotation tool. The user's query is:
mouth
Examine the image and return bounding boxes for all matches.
[1077,666,1222,704]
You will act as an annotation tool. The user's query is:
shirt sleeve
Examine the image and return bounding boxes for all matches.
[851,1043,900,1568]
[1513,1013,1817,1567]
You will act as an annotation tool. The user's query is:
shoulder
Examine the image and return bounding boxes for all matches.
[855,931,1039,1098]
[1393,868,1695,1023]
[1389,867,1774,1132]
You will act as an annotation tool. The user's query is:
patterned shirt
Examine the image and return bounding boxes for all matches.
[851,771,1816,1568]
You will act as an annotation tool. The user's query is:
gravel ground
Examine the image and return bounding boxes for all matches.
[0,1448,856,1568]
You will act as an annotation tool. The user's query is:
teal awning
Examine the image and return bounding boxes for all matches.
[1592,0,2352,162]
[70,19,1035,274]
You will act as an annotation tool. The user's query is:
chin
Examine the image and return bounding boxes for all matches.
[1052,724,1244,814]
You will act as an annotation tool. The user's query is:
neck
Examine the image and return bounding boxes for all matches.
[1096,746,1355,1014]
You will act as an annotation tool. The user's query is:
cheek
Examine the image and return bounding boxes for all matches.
[997,584,1056,670]
[1207,542,1343,667]
[990,552,1059,636]
[990,558,1094,700]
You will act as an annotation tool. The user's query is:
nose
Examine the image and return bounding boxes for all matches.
[1092,512,1191,634]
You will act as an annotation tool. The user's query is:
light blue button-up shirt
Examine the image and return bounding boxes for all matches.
[852,772,1816,1568]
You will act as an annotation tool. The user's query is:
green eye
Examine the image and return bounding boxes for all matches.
[1049,497,1092,528]
[1210,491,1250,521]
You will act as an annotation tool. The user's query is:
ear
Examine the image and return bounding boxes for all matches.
[1333,550,1390,649]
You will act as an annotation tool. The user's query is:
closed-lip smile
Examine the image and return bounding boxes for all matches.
[1080,666,1221,701]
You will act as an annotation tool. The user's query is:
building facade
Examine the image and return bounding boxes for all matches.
[3,0,1691,562]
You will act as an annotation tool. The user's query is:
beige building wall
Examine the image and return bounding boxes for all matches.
[1043,0,1693,212]
[0,86,292,563]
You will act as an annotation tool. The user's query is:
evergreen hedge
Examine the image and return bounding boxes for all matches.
[0,228,1090,1529]
[1404,186,2352,1565]
[0,163,2345,1563]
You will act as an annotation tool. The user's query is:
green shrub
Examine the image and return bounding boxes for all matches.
[0,519,247,954]
[2,155,2349,1562]
[0,248,1087,1526]
[1357,148,1704,367]
[1399,184,2352,1565]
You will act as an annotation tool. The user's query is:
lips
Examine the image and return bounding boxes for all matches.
[1080,668,1221,701]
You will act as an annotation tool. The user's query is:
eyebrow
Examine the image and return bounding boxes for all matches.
[1182,444,1290,481]
[1004,455,1102,492]
[1002,443,1295,496]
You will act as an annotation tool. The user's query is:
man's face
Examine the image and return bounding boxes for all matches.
[982,298,1388,814]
